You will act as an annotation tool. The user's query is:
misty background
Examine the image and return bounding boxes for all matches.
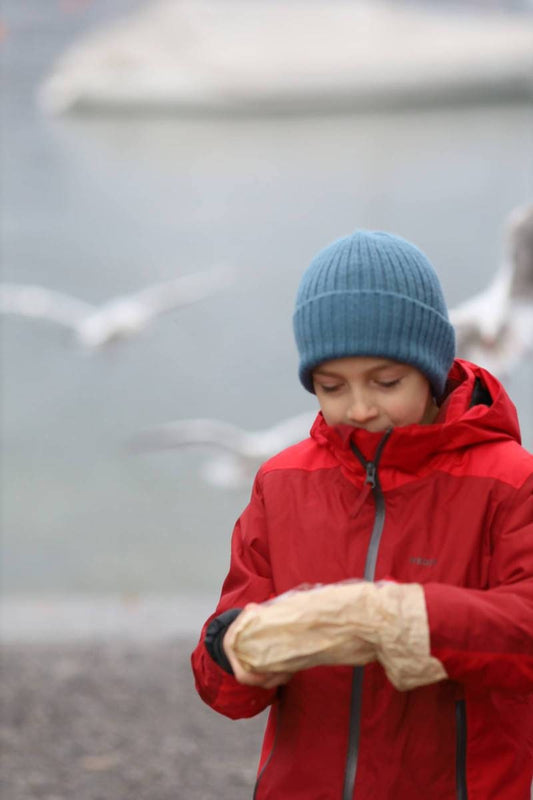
[1,0,532,633]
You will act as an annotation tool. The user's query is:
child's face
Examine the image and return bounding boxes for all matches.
[312,356,438,432]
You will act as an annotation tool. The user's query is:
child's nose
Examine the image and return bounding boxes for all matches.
[346,394,378,424]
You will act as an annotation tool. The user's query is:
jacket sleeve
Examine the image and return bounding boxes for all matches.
[424,473,533,693]
[191,472,278,719]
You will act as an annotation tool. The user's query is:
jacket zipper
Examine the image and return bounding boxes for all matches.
[342,430,392,800]
[455,700,468,800]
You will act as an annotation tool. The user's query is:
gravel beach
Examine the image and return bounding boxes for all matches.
[0,638,266,800]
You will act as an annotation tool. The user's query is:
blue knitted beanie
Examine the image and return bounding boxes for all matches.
[293,230,455,399]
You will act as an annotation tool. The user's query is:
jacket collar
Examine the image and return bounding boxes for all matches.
[310,359,521,484]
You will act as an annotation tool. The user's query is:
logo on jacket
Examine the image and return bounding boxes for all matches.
[409,556,437,567]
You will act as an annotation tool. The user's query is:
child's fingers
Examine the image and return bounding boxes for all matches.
[256,671,293,689]
[232,665,292,689]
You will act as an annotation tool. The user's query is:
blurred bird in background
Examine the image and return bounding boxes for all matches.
[0,264,234,350]
[128,411,318,488]
[449,202,533,379]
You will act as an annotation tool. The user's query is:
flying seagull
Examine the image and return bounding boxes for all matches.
[128,410,318,488]
[449,203,533,379]
[0,264,234,349]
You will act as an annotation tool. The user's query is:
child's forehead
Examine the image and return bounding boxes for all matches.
[313,356,409,376]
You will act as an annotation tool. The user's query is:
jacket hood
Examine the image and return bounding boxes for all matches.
[310,359,522,480]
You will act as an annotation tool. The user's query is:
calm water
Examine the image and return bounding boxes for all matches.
[1,2,532,598]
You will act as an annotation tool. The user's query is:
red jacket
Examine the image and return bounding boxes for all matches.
[191,360,533,799]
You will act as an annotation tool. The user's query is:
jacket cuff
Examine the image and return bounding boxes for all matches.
[204,608,242,674]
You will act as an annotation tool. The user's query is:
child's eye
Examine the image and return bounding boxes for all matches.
[376,379,401,389]
[317,384,341,394]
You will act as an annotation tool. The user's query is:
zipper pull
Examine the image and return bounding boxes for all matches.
[365,462,376,488]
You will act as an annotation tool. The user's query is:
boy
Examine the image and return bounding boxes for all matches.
[191,230,533,799]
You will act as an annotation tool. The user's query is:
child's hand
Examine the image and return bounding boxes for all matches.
[223,604,293,689]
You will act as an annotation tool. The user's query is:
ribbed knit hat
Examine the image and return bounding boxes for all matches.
[293,230,455,399]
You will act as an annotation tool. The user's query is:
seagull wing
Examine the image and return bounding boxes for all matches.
[252,410,317,456]
[506,203,533,300]
[128,417,252,456]
[73,264,235,348]
[124,264,235,319]
[449,264,511,350]
[0,284,94,329]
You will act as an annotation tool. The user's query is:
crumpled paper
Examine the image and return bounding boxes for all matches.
[231,580,448,690]
[231,580,378,673]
